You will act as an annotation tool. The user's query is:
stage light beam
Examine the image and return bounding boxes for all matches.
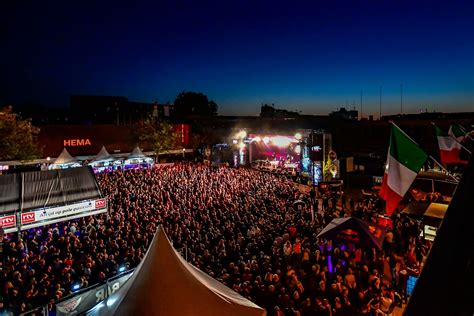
[237,130,247,139]
[271,136,292,147]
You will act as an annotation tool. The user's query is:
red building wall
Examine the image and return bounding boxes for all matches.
[38,124,190,158]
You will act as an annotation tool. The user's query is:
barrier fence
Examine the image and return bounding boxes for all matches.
[14,269,135,316]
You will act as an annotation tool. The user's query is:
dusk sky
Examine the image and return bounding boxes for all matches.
[2,0,473,116]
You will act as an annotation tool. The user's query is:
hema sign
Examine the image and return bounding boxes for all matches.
[64,139,92,146]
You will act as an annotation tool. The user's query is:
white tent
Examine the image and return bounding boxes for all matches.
[92,146,113,162]
[49,148,81,170]
[89,146,121,172]
[128,146,146,159]
[88,146,120,169]
[88,226,266,316]
[123,146,153,167]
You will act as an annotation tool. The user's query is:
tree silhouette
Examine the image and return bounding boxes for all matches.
[173,91,218,118]
[136,119,181,157]
[0,106,41,161]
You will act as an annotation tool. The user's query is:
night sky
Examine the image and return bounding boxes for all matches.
[2,0,473,116]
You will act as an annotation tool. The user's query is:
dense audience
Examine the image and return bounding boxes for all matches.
[1,163,430,315]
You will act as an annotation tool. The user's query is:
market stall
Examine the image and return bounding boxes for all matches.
[88,146,122,172]
[48,148,81,170]
[123,146,154,170]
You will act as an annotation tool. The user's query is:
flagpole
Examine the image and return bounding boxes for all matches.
[390,122,459,183]
[431,122,472,155]
[457,124,474,141]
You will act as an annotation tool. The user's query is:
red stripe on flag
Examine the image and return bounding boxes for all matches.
[380,174,402,216]
[440,148,462,165]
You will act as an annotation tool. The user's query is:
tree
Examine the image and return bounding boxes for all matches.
[173,91,218,118]
[136,119,181,158]
[0,106,41,161]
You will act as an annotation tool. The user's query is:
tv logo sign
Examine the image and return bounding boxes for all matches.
[21,212,36,224]
[1,215,16,228]
[95,199,106,209]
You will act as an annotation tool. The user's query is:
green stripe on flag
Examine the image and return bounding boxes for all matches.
[434,125,447,137]
[452,124,466,138]
[389,124,428,172]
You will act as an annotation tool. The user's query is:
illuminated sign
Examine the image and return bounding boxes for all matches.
[63,139,92,146]
[21,212,36,224]
[95,199,106,209]
[336,229,360,243]
[1,215,16,228]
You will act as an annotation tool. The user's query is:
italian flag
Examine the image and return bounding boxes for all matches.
[380,124,428,215]
[435,125,462,165]
[448,124,466,143]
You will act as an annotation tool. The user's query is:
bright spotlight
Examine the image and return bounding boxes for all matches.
[232,139,238,145]
[294,133,302,140]
[263,136,270,144]
[237,130,247,139]
[271,136,292,147]
[254,136,262,142]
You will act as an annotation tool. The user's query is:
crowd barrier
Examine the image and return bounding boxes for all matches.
[16,269,135,316]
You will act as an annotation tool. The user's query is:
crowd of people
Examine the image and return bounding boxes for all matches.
[1,163,431,315]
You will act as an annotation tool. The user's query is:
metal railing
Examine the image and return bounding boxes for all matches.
[18,269,135,316]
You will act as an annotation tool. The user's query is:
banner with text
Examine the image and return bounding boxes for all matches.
[20,198,107,230]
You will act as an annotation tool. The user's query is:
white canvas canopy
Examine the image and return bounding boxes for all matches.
[88,226,266,316]
[92,146,113,162]
[54,148,77,164]
[88,146,119,169]
[128,146,146,159]
[123,146,153,166]
[49,148,81,169]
